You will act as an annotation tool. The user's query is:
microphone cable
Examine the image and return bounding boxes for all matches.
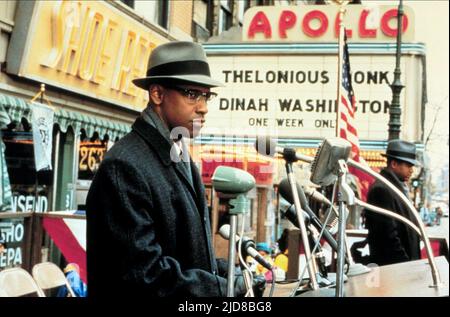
[237,215,254,297]
[321,185,351,275]
[237,215,276,297]
[269,268,276,298]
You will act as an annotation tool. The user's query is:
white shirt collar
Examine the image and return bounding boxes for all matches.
[173,139,183,157]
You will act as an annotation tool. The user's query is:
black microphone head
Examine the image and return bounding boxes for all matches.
[278,178,301,205]
[255,135,276,157]
[279,195,308,228]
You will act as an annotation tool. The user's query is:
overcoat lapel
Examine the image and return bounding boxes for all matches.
[173,161,198,202]
[132,117,199,208]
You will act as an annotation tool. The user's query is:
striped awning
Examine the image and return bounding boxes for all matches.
[0,93,28,129]
[0,93,131,140]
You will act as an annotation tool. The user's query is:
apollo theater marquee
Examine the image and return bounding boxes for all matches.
[202,5,423,145]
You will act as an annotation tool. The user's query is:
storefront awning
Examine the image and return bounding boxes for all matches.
[55,108,131,141]
[0,93,131,140]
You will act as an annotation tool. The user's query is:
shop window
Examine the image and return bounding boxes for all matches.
[0,120,55,270]
[1,121,53,213]
[77,132,108,181]
[76,131,109,210]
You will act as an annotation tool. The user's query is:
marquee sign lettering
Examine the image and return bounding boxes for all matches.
[243,5,414,42]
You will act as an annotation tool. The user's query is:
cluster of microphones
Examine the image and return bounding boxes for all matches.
[212,135,440,297]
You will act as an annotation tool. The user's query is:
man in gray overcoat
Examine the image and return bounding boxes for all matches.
[86,42,261,297]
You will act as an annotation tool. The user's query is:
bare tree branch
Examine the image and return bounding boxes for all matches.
[424,95,448,149]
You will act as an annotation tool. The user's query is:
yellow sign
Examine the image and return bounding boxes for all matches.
[79,140,106,173]
[7,1,168,111]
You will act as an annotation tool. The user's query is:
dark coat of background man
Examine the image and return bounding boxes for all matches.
[86,41,236,297]
[365,139,421,266]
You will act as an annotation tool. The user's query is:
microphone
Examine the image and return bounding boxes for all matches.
[279,196,310,228]
[255,135,313,163]
[278,179,340,252]
[219,224,273,270]
[303,187,332,206]
[310,138,352,186]
[303,187,342,232]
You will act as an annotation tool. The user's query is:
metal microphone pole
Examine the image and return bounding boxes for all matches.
[335,160,355,297]
[226,194,250,297]
[306,190,368,276]
[344,236,371,276]
[211,166,257,296]
[348,159,442,288]
[285,162,319,291]
[341,207,371,276]
[227,213,238,297]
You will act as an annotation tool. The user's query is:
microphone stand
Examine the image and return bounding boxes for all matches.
[227,213,238,297]
[263,138,442,288]
[339,206,371,277]
[322,201,370,277]
[285,162,335,297]
[285,162,318,289]
[335,160,355,297]
[344,238,371,277]
[225,194,250,297]
[348,159,442,288]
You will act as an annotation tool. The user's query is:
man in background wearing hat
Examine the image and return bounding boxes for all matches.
[364,139,421,266]
[86,41,263,297]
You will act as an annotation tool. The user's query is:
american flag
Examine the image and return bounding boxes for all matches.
[338,32,374,201]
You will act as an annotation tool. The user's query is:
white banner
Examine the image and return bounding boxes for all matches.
[31,102,54,171]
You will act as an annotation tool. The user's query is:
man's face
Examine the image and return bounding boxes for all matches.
[391,160,415,182]
[152,84,213,138]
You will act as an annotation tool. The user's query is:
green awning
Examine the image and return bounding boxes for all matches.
[0,93,29,128]
[0,93,131,140]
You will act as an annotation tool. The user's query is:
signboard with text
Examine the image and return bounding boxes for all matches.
[6,1,168,111]
[78,140,108,180]
[243,5,414,42]
[203,50,423,141]
[0,220,25,269]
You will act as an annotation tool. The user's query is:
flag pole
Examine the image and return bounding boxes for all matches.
[334,1,349,138]
[31,84,46,210]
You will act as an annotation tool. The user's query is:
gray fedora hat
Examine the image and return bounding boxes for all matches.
[132,41,223,89]
[381,139,420,166]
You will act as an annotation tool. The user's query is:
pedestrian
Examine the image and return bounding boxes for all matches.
[86,41,264,297]
[273,229,289,273]
[57,263,87,297]
[364,139,421,266]
[254,242,274,281]
[435,206,443,225]
[419,203,430,225]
